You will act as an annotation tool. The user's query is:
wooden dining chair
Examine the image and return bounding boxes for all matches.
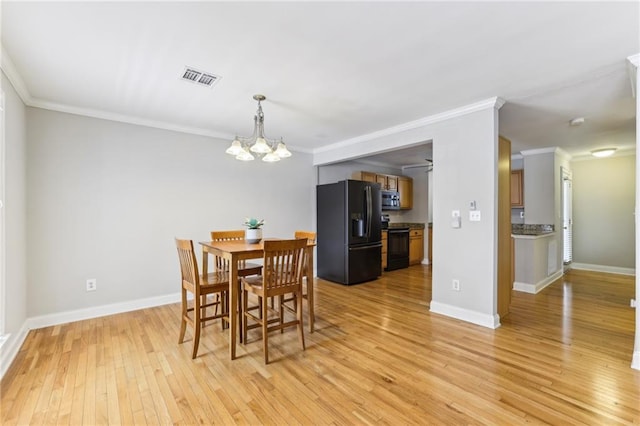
[241,238,307,364]
[280,231,316,330]
[210,230,263,277]
[176,238,230,359]
[210,230,263,340]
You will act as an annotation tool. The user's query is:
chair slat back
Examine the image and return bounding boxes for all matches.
[210,230,246,270]
[294,230,316,244]
[294,230,315,271]
[263,239,307,293]
[175,238,199,291]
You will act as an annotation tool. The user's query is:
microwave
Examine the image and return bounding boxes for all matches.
[381,190,400,210]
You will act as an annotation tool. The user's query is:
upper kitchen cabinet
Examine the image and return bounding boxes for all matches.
[380,174,398,191]
[511,169,524,207]
[352,171,397,190]
[358,171,377,183]
[398,176,413,209]
[353,171,413,209]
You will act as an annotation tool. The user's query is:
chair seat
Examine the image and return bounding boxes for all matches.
[235,262,263,277]
[242,275,263,288]
[201,271,231,290]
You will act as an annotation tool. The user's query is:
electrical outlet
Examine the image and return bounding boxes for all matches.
[631,299,637,308]
[86,279,97,292]
[452,279,460,291]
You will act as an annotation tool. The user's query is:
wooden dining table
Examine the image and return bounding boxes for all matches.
[199,238,315,360]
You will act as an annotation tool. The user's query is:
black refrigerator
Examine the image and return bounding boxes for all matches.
[317,180,382,285]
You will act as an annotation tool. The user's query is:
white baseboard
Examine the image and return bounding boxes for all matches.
[421,259,430,265]
[429,300,501,329]
[0,292,182,380]
[513,270,564,294]
[26,292,181,330]
[632,350,640,371]
[570,263,635,276]
[0,322,30,379]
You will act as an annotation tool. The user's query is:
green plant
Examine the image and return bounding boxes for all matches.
[244,218,264,229]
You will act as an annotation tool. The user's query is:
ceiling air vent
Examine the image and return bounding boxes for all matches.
[181,66,221,88]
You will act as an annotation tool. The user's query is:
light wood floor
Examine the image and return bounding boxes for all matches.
[2,267,639,425]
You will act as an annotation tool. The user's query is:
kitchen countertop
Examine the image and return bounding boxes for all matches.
[388,222,425,230]
[512,232,556,239]
[511,223,554,237]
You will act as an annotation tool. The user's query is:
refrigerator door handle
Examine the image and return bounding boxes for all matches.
[366,185,372,238]
[348,243,383,251]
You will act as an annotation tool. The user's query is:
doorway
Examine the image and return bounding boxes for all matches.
[562,167,573,269]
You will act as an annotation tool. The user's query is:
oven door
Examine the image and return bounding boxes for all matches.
[386,228,410,271]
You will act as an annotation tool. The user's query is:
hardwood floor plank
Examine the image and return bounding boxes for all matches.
[2,267,639,424]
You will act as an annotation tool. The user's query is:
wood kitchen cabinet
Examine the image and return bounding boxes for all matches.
[511,169,524,207]
[398,176,413,209]
[373,173,397,190]
[357,171,377,183]
[381,230,388,270]
[353,171,398,191]
[409,229,424,265]
[353,171,413,209]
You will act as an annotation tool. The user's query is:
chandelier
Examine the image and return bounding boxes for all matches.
[225,94,292,162]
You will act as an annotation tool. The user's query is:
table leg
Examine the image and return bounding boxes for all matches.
[306,247,314,333]
[229,255,238,360]
[202,248,208,276]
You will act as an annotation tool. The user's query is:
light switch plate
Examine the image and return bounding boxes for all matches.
[469,211,481,221]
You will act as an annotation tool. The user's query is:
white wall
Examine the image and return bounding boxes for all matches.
[572,155,636,270]
[1,72,28,376]
[26,108,315,317]
[430,107,500,328]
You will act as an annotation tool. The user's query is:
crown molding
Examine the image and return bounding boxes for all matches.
[0,47,32,106]
[627,53,639,98]
[22,95,313,154]
[314,96,505,155]
[520,147,572,160]
[32,96,237,138]
[0,45,313,154]
[555,147,572,161]
[520,147,557,156]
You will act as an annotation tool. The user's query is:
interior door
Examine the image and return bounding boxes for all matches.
[562,168,573,265]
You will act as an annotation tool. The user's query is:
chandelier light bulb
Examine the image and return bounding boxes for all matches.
[250,137,272,154]
[262,152,281,162]
[274,142,292,158]
[225,139,244,156]
[236,148,255,161]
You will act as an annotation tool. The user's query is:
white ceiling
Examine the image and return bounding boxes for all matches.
[1,2,638,167]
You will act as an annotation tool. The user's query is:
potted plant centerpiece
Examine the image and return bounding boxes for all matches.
[244,218,264,243]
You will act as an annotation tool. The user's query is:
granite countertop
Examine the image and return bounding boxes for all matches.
[511,224,554,236]
[388,222,425,230]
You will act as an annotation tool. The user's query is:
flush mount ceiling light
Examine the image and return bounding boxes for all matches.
[225,94,291,162]
[569,117,585,126]
[591,148,617,158]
